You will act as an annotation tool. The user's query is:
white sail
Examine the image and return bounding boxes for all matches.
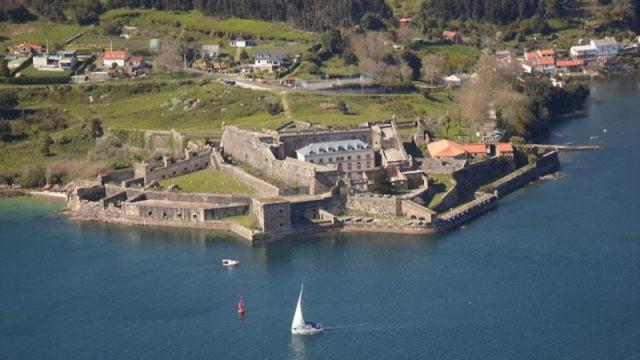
[291,284,305,330]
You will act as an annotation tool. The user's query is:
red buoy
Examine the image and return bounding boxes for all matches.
[237,296,245,315]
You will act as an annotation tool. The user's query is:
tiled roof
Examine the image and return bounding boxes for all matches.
[427,140,467,158]
[538,57,555,65]
[296,139,370,156]
[497,143,514,153]
[539,49,555,56]
[462,144,488,154]
[556,59,583,67]
[104,51,128,60]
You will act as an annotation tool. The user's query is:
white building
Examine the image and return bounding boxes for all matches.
[201,44,220,59]
[591,37,619,57]
[230,39,255,48]
[296,140,376,173]
[570,44,598,59]
[103,50,129,68]
[571,37,619,59]
[253,51,284,72]
[33,51,78,71]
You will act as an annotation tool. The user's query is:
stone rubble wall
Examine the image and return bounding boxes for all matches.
[346,193,401,217]
[400,200,436,222]
[134,148,212,184]
[480,151,560,197]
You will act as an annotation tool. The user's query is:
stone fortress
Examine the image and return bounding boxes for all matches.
[65,119,560,242]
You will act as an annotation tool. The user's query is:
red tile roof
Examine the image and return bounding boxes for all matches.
[427,140,467,158]
[538,57,555,65]
[462,144,488,154]
[539,49,555,56]
[497,143,514,153]
[399,17,412,24]
[526,51,540,60]
[104,51,128,60]
[443,31,459,39]
[556,59,583,67]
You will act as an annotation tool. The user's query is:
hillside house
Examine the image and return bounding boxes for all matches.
[399,17,412,25]
[427,140,513,160]
[571,37,619,60]
[33,51,77,71]
[555,59,584,74]
[442,31,463,44]
[11,43,43,57]
[230,39,255,48]
[103,50,129,68]
[253,51,284,72]
[201,45,220,59]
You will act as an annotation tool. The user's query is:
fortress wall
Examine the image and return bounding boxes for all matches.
[400,200,435,223]
[126,189,252,205]
[346,194,401,217]
[140,149,212,184]
[481,151,560,197]
[452,157,516,196]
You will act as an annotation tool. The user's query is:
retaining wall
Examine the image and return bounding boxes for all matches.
[346,194,401,216]
[480,151,560,197]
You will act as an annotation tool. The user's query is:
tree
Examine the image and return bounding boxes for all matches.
[371,168,393,194]
[73,0,102,25]
[40,133,53,156]
[0,121,11,142]
[239,49,249,62]
[320,28,345,56]
[421,54,446,85]
[90,118,103,138]
[153,41,183,73]
[360,12,386,30]
[0,90,19,111]
[1,57,10,78]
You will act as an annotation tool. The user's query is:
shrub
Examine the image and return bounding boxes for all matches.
[21,166,46,188]
[264,102,283,116]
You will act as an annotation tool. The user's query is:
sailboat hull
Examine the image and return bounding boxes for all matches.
[291,323,323,335]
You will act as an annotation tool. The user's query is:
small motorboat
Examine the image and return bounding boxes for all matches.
[221,259,239,267]
[237,296,246,315]
[291,284,323,335]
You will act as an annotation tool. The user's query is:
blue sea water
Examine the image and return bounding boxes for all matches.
[1,77,640,360]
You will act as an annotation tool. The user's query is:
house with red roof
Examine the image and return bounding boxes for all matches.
[399,17,412,25]
[555,59,584,74]
[442,31,463,44]
[427,139,513,160]
[11,43,43,57]
[103,50,130,68]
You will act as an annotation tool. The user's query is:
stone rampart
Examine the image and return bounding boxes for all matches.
[101,191,127,208]
[125,189,252,205]
[435,193,498,230]
[480,151,560,197]
[432,186,459,213]
[98,169,135,185]
[346,193,401,217]
[452,156,516,197]
[400,200,436,222]
[134,148,212,184]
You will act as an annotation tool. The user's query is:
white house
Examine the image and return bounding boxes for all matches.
[33,51,78,71]
[230,39,255,48]
[201,45,220,59]
[253,51,284,72]
[570,44,598,59]
[103,50,129,68]
[591,37,619,57]
[296,140,376,173]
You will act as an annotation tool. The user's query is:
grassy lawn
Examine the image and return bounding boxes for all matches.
[416,45,481,73]
[286,92,452,126]
[19,65,71,79]
[100,9,314,42]
[159,168,255,194]
[0,21,88,49]
[427,174,457,209]
[225,214,259,230]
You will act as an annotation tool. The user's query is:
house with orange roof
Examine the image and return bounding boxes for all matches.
[399,17,412,25]
[103,50,130,68]
[11,43,43,57]
[555,59,584,74]
[442,31,463,44]
[428,139,513,160]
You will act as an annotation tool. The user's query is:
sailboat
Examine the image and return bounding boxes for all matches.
[237,296,245,315]
[291,284,323,335]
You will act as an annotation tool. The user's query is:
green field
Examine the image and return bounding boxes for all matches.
[159,168,255,194]
[100,9,314,42]
[416,45,481,73]
[0,21,88,49]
